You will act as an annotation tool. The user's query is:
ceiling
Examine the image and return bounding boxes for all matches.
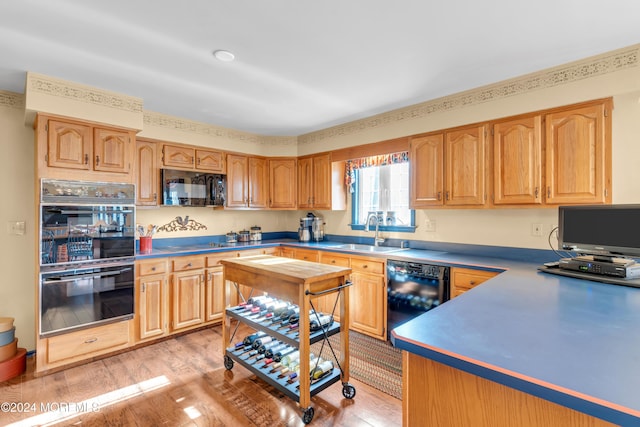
[1,1,639,137]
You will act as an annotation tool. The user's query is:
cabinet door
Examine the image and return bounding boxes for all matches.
[206,266,224,322]
[248,157,269,208]
[47,120,91,170]
[410,133,444,208]
[445,125,487,206]
[196,149,225,173]
[350,271,386,338]
[297,157,313,209]
[269,158,297,209]
[226,154,248,208]
[138,274,167,340]
[171,270,205,330]
[493,116,542,205]
[293,248,319,262]
[545,103,611,204]
[135,140,158,206]
[312,153,332,209]
[163,144,195,169]
[93,128,132,174]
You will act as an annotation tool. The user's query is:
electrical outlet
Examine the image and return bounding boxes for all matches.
[7,221,25,235]
[424,219,436,232]
[531,223,543,237]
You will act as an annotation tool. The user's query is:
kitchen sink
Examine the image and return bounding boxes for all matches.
[328,243,408,253]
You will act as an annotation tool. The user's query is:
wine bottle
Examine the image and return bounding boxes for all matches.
[272,347,296,362]
[288,355,322,382]
[257,340,281,354]
[264,343,288,358]
[309,313,334,331]
[311,359,334,381]
[252,335,275,349]
[242,331,267,347]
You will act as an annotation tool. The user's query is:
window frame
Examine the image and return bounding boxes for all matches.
[350,164,416,233]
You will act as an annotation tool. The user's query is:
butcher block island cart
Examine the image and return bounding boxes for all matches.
[220,255,355,424]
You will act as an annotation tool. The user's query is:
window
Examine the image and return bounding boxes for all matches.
[350,159,415,232]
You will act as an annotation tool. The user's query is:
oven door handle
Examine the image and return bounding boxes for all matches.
[42,267,132,284]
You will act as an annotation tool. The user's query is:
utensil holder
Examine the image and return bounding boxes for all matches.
[140,236,153,254]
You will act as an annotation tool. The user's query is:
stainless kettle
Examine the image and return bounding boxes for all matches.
[298,226,311,242]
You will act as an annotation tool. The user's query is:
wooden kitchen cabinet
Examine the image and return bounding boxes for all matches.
[493,115,543,205]
[135,139,159,206]
[196,148,225,173]
[36,114,136,183]
[170,255,206,331]
[349,255,386,339]
[545,100,612,205]
[444,124,488,206]
[161,143,225,173]
[318,251,351,319]
[136,258,168,341]
[410,133,444,208]
[298,153,346,210]
[450,267,499,298]
[205,264,225,323]
[226,154,269,208]
[269,157,297,209]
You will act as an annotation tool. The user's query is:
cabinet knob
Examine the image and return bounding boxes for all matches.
[331,260,336,264]
[187,263,192,267]
[363,265,368,269]
[469,281,476,285]
[437,191,442,201]
[95,155,100,166]
[84,154,89,164]
[151,267,156,271]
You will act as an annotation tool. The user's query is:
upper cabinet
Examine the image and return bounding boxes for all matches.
[410,133,444,208]
[298,153,346,210]
[135,139,159,206]
[161,144,225,174]
[410,98,612,209]
[492,115,543,205]
[36,114,136,183]
[226,154,268,209]
[444,124,488,206]
[269,158,297,209]
[545,101,611,205]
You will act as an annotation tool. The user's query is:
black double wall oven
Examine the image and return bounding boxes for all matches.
[39,179,136,338]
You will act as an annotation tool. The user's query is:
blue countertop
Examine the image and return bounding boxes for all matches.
[136,237,640,424]
[391,260,640,425]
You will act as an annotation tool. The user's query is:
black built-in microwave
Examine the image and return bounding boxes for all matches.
[161,169,226,207]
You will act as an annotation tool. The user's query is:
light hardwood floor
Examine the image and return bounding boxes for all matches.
[0,326,402,426]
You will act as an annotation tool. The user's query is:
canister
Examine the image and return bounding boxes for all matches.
[238,230,250,242]
[250,226,262,241]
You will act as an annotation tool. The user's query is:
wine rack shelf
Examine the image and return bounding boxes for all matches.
[224,346,342,402]
[221,255,354,424]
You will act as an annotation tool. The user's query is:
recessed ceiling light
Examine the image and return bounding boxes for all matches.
[213,50,235,62]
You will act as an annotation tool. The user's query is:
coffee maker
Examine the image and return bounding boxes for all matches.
[299,213,324,242]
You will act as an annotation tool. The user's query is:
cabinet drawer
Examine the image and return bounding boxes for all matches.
[206,253,235,267]
[350,257,385,275]
[320,252,350,267]
[47,321,130,364]
[137,259,167,276]
[294,249,319,262]
[451,268,498,291]
[172,255,205,272]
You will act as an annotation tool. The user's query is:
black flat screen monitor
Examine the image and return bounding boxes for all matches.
[558,204,640,260]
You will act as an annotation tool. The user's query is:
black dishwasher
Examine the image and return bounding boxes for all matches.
[387,259,449,338]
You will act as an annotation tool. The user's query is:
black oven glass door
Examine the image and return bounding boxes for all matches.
[41,205,135,266]
[40,263,134,337]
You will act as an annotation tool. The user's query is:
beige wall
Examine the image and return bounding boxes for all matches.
[2,44,640,351]
[0,94,35,351]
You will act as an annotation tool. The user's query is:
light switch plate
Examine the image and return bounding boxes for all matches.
[7,221,26,235]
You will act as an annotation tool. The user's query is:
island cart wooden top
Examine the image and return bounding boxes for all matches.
[220,254,352,302]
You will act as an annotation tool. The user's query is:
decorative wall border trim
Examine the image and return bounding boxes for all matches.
[27,73,143,113]
[143,110,297,147]
[0,90,25,110]
[298,45,639,145]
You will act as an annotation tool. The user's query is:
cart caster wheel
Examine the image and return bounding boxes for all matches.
[223,355,234,370]
[302,407,315,424]
[342,383,356,399]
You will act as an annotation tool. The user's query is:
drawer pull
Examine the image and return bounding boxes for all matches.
[151,266,156,271]
[363,265,368,269]
[84,338,98,344]
[187,263,192,267]
[469,281,476,285]
[331,260,336,264]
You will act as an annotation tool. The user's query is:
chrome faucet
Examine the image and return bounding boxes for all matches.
[366,212,385,246]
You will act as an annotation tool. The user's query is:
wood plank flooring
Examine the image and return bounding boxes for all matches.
[0,326,402,426]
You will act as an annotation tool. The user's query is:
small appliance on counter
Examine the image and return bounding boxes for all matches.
[299,213,324,242]
[250,226,262,241]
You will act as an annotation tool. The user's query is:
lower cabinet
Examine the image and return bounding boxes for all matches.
[137,258,168,341]
[450,267,499,298]
[349,256,386,339]
[170,255,206,331]
[318,251,350,320]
